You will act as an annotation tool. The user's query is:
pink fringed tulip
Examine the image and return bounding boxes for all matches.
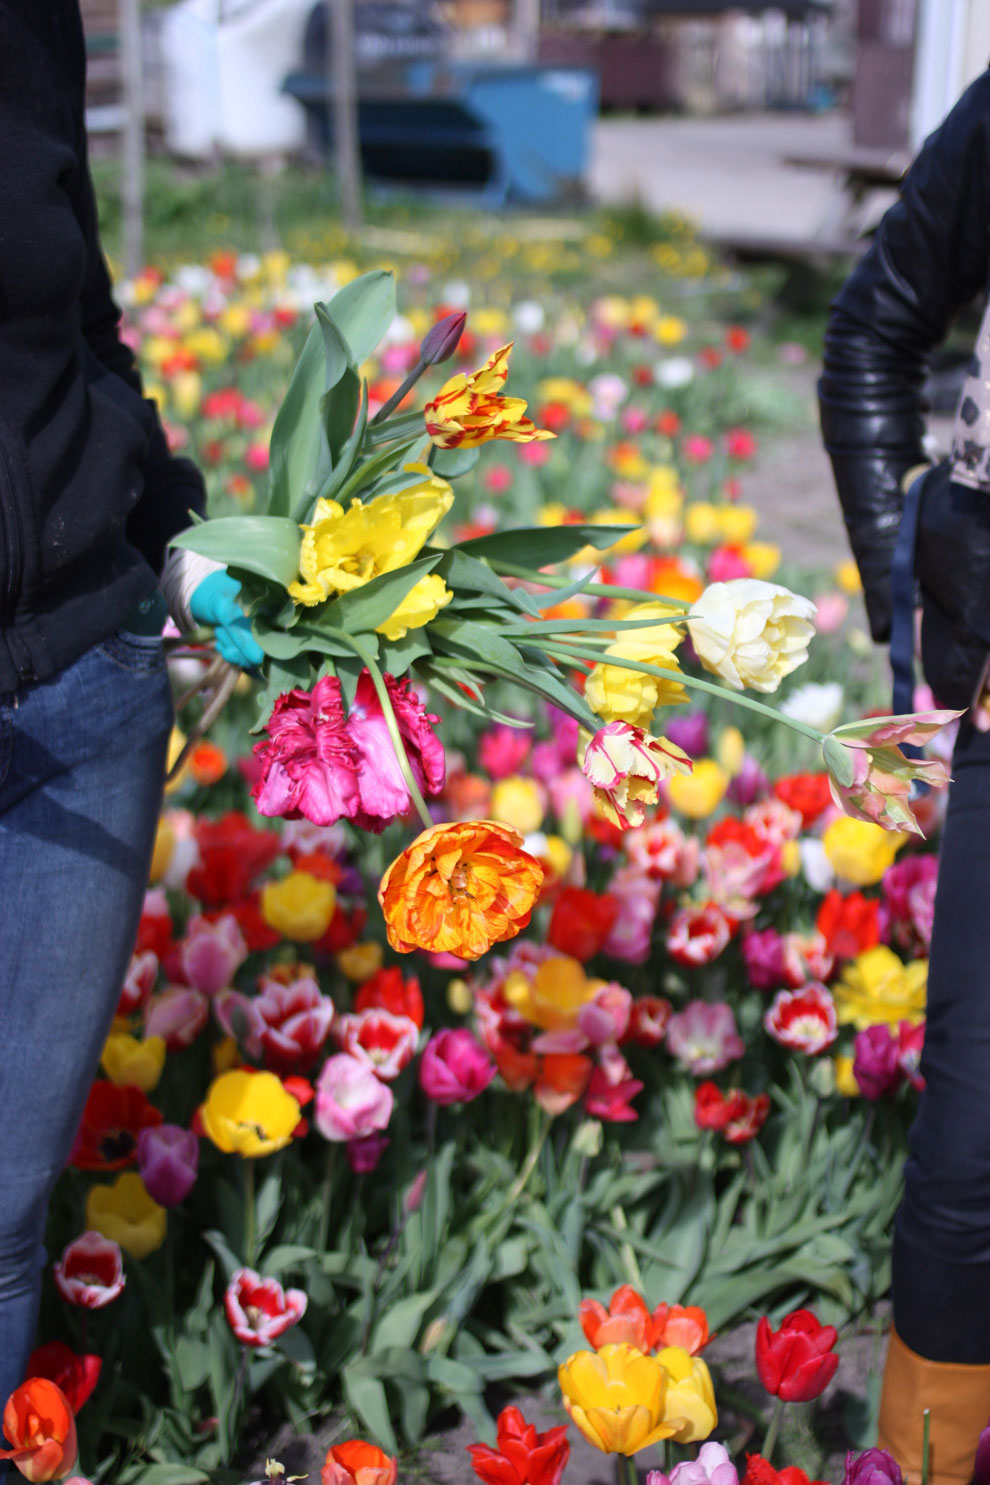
[419,1028,496,1105]
[315,1053,394,1141]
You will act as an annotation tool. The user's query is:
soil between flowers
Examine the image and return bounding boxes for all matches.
[238,1309,889,1484]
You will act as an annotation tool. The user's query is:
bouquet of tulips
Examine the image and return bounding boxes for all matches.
[173,269,957,965]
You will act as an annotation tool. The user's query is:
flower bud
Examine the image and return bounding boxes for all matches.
[420,310,467,365]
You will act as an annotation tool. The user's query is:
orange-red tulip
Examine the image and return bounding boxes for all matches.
[321,1439,397,1485]
[0,1379,78,1481]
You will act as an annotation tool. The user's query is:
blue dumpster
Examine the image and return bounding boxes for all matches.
[283,58,598,206]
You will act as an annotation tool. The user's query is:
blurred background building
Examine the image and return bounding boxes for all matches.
[80,0,990,267]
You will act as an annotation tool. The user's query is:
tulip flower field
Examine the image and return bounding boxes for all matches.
[19,199,952,1485]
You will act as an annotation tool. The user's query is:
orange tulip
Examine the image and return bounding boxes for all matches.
[378,820,543,961]
[534,1052,593,1115]
[0,1379,78,1481]
[580,1285,656,1353]
[653,1303,712,1355]
[580,1288,713,1357]
[321,1439,397,1485]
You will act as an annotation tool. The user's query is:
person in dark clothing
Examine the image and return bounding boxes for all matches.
[0,0,260,1410]
[820,69,990,1485]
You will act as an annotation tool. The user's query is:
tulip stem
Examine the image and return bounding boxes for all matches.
[616,1454,639,1485]
[762,1396,786,1464]
[490,560,691,611]
[243,1159,256,1268]
[504,1109,552,1207]
[325,627,435,831]
[535,641,826,744]
[317,1143,336,1253]
[370,359,427,426]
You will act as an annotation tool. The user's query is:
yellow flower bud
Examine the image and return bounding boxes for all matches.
[447,978,474,1015]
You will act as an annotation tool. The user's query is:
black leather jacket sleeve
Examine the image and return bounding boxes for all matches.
[71,124,207,574]
[819,70,990,641]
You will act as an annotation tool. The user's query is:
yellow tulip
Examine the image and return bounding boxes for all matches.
[490,777,546,835]
[586,602,688,727]
[212,1036,240,1076]
[655,315,687,345]
[337,941,384,982]
[668,759,728,819]
[86,1173,166,1259]
[684,504,720,546]
[715,726,745,777]
[834,1054,861,1097]
[822,817,906,886]
[833,945,927,1031]
[558,1343,676,1455]
[101,1033,166,1094]
[504,954,600,1031]
[656,1346,717,1443]
[261,870,336,942]
[200,1068,301,1158]
[835,558,863,595]
[149,816,175,883]
[718,505,758,545]
[742,541,781,579]
[288,468,453,612]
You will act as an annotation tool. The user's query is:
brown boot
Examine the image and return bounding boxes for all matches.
[877,1328,990,1485]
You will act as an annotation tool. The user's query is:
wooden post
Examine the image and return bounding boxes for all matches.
[513,0,541,62]
[326,0,362,231]
[119,0,145,277]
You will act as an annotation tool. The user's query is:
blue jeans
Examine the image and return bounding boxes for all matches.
[895,721,990,1361]
[0,630,172,1406]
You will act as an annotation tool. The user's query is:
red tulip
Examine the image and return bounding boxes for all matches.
[755,1309,839,1402]
[546,886,617,962]
[468,1404,569,1485]
[24,1343,100,1414]
[742,1455,829,1485]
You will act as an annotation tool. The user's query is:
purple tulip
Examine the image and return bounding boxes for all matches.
[843,1449,903,1485]
[665,710,709,758]
[852,1024,903,1101]
[346,1132,390,1174]
[420,310,467,365]
[137,1124,199,1207]
[727,754,769,807]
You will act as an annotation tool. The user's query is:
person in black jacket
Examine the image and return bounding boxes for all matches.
[820,72,990,1485]
[0,0,259,1415]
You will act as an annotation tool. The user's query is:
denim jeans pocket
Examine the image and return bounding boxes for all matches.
[97,627,166,675]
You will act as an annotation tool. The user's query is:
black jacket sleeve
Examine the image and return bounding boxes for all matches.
[818,70,990,642]
[71,119,206,574]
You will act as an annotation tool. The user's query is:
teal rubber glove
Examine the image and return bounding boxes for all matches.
[188,570,264,669]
